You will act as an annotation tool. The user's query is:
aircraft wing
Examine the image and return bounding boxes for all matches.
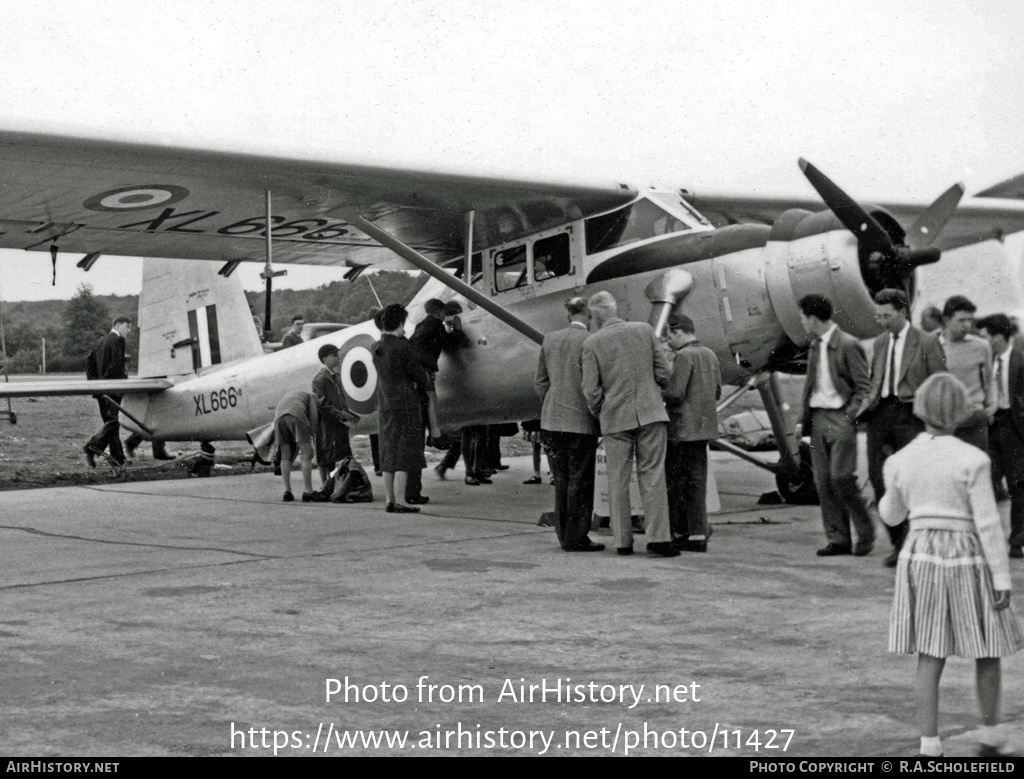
[0,126,636,271]
[0,378,172,398]
[687,189,1024,250]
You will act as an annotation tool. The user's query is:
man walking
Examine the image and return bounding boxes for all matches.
[535,297,603,552]
[83,316,132,467]
[581,291,677,557]
[862,288,946,566]
[798,294,875,557]
[663,314,721,553]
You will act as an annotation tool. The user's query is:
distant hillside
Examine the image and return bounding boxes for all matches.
[1,270,428,373]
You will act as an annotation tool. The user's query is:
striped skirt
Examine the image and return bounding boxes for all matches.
[889,528,1024,658]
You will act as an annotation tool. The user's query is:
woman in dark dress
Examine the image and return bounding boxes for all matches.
[373,304,428,513]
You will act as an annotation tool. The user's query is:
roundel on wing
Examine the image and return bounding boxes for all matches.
[83,185,190,212]
[337,334,378,414]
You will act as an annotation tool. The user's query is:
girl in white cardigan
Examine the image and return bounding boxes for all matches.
[881,372,1023,757]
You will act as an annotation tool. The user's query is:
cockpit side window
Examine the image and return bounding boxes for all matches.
[533,233,571,281]
[585,198,689,255]
[493,244,528,292]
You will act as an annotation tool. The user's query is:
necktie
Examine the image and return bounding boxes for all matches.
[995,357,1005,408]
[887,332,899,398]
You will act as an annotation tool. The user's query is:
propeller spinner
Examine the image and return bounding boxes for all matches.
[798,159,963,291]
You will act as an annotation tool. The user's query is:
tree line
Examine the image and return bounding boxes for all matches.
[0,271,426,375]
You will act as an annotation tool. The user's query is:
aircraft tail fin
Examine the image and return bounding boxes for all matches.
[137,258,263,379]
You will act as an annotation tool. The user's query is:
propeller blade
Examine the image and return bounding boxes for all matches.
[798,158,894,255]
[905,182,964,250]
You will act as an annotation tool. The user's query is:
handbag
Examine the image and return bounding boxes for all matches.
[329,457,374,503]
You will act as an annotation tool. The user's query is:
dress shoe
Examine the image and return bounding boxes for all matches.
[1011,546,1024,559]
[616,547,634,556]
[302,492,329,503]
[83,445,98,468]
[282,491,294,502]
[464,476,480,486]
[853,539,875,557]
[816,543,852,557]
[883,549,901,567]
[405,495,430,505]
[978,743,1014,757]
[494,464,510,471]
[567,542,606,552]
[523,476,542,485]
[434,465,447,481]
[646,542,681,558]
[470,474,492,485]
[683,539,707,553]
[385,503,420,514]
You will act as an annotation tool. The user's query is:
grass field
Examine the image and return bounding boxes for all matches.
[0,374,799,493]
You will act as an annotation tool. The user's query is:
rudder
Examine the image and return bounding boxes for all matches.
[136,258,263,378]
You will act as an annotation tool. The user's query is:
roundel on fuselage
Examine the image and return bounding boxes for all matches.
[337,333,378,414]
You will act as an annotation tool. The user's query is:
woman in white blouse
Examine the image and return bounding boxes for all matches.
[881,372,1023,757]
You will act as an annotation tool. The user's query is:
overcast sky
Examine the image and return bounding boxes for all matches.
[0,0,1022,301]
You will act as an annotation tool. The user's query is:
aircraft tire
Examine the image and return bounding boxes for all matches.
[774,443,819,505]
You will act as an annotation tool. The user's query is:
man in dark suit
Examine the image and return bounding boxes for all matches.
[312,343,356,487]
[663,313,721,553]
[798,295,875,557]
[535,297,603,552]
[861,288,946,566]
[409,298,463,448]
[83,316,132,467]
[977,313,1024,559]
[581,291,677,558]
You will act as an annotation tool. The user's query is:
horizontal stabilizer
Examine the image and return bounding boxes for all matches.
[0,378,172,398]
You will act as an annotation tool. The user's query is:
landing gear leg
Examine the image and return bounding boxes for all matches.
[755,372,818,505]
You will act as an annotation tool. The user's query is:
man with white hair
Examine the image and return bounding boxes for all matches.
[581,291,678,557]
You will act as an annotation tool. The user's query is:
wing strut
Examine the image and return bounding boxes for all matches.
[260,190,286,335]
[345,212,545,345]
[464,210,475,281]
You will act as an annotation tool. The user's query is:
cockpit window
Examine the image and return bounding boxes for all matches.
[494,244,527,292]
[533,233,571,281]
[585,198,689,255]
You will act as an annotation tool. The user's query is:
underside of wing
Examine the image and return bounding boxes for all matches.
[688,189,1024,251]
[0,378,172,398]
[0,127,636,271]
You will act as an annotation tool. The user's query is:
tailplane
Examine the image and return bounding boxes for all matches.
[137,258,263,378]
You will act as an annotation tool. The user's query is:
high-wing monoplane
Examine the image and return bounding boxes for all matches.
[3,126,1024,502]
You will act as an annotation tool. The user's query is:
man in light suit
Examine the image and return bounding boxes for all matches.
[861,288,946,566]
[581,291,678,557]
[977,313,1024,559]
[798,294,875,557]
[535,297,603,552]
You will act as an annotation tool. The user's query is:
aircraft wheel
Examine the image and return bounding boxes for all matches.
[774,443,818,505]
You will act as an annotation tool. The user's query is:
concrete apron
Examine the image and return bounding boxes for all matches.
[1,453,1022,757]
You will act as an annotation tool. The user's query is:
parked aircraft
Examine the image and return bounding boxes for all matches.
[3,126,1024,502]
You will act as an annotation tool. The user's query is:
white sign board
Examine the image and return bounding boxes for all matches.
[593,440,720,516]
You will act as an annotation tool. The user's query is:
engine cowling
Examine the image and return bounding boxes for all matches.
[764,208,890,345]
